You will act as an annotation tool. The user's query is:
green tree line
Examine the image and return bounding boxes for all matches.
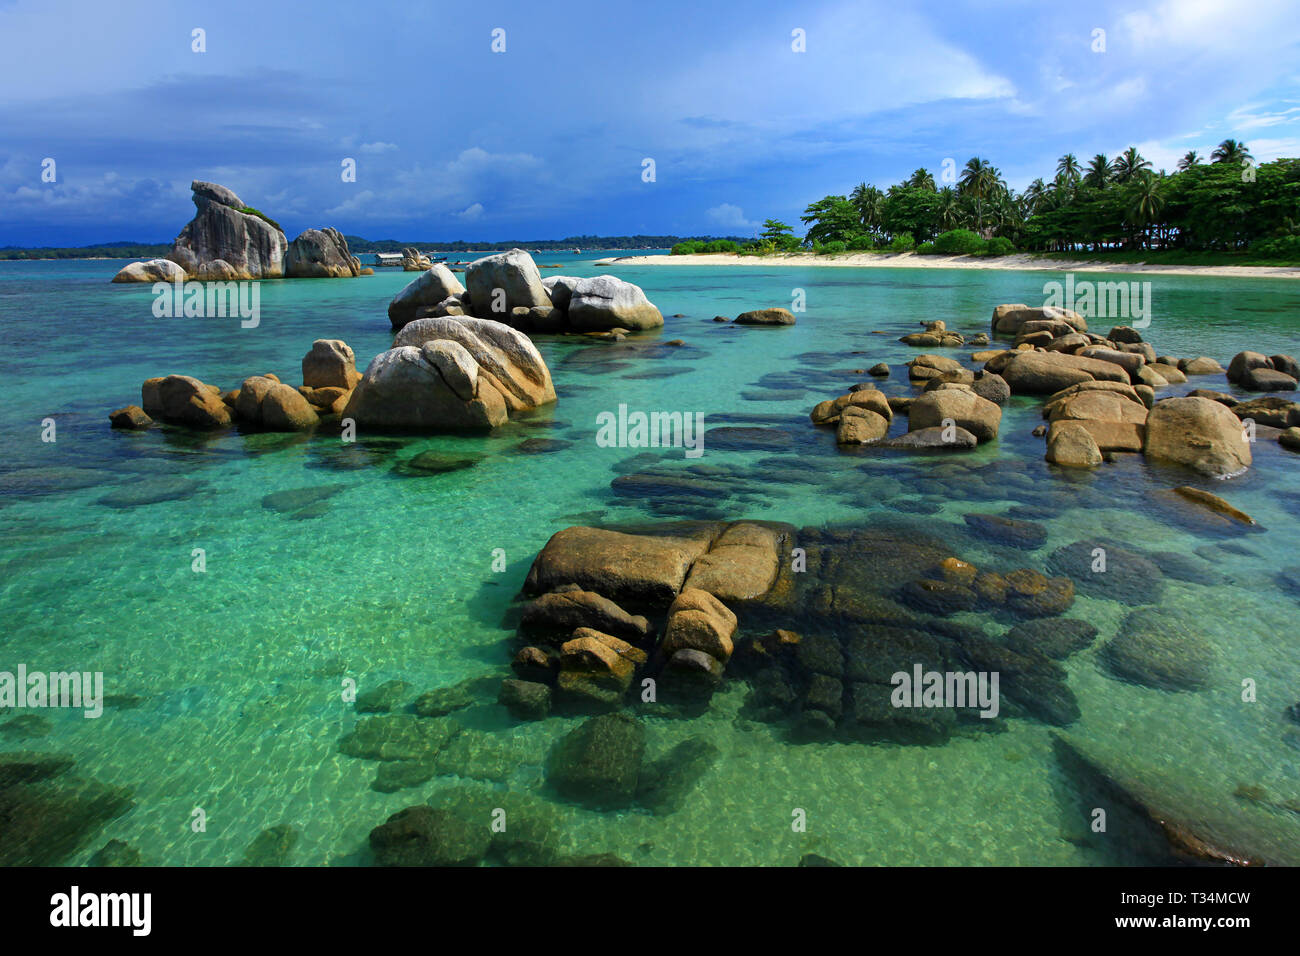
[759,140,1299,259]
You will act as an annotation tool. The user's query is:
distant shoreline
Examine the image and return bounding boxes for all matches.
[596,251,1300,279]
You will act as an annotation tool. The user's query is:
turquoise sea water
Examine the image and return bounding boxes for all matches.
[2,253,1299,865]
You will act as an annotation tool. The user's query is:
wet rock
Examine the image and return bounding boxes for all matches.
[301,339,361,390]
[810,389,893,425]
[387,265,467,330]
[524,524,720,605]
[1144,396,1252,477]
[869,363,889,377]
[1172,486,1255,526]
[371,759,438,793]
[498,679,551,720]
[89,839,143,867]
[242,823,298,866]
[1046,420,1102,467]
[635,736,720,814]
[705,426,794,450]
[1005,619,1098,660]
[369,805,490,866]
[1000,351,1128,394]
[735,308,796,326]
[147,374,232,429]
[556,628,644,706]
[338,714,459,761]
[0,751,75,788]
[0,775,134,866]
[1103,608,1216,691]
[909,388,1001,442]
[1003,569,1074,617]
[411,676,492,717]
[108,405,152,430]
[882,426,977,450]
[355,679,412,714]
[1047,540,1165,605]
[836,406,890,444]
[964,513,1048,550]
[971,372,1010,405]
[519,589,650,644]
[394,451,480,476]
[547,713,645,809]
[901,578,978,615]
[1054,734,1300,865]
[261,483,347,514]
[511,646,558,684]
[661,588,738,663]
[1281,427,1300,451]
[682,521,790,602]
[662,648,726,700]
[1233,396,1300,428]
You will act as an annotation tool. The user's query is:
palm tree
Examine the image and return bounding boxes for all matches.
[935,187,962,231]
[906,167,936,191]
[958,157,1004,232]
[1083,153,1113,188]
[1022,178,1048,216]
[1126,172,1166,249]
[849,183,885,235]
[1177,150,1201,171]
[1113,147,1152,183]
[1211,139,1253,165]
[1055,153,1081,185]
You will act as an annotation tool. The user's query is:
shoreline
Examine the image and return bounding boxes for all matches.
[595,251,1300,280]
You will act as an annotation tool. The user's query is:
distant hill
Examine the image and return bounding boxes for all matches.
[0,234,750,260]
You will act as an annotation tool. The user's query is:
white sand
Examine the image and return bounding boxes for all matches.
[594,251,1300,279]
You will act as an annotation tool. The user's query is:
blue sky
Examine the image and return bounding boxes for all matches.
[1,0,1298,245]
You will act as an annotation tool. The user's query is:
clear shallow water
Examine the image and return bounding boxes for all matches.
[1,255,1299,866]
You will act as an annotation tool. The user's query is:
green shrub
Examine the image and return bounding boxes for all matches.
[932,229,987,256]
[670,240,702,255]
[846,233,874,250]
[700,239,740,253]
[238,207,283,232]
[983,237,1016,257]
[889,234,916,252]
[1250,235,1300,259]
[915,241,936,255]
[820,240,847,254]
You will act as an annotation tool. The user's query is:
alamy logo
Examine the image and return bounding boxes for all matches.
[0,664,103,718]
[152,278,260,328]
[1042,274,1152,328]
[595,403,705,458]
[50,886,151,936]
[890,664,999,718]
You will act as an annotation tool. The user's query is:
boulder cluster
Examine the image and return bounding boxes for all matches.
[112,180,361,282]
[386,249,663,335]
[504,519,1096,742]
[111,317,557,434]
[111,339,364,432]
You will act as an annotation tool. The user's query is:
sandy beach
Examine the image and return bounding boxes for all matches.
[595,251,1300,279]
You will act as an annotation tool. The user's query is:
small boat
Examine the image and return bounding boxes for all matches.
[571,248,581,254]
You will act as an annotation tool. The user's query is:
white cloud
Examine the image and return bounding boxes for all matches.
[359,141,398,154]
[705,203,756,231]
[456,202,484,221]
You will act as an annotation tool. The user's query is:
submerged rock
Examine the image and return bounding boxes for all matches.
[369,805,490,867]
[1103,608,1216,691]
[635,737,720,815]
[242,824,298,866]
[546,713,645,809]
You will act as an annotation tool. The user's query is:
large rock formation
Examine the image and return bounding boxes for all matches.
[110,258,187,284]
[342,317,555,430]
[166,181,288,279]
[990,304,1087,337]
[465,249,551,316]
[1143,396,1252,477]
[566,276,664,331]
[387,265,467,330]
[284,227,361,278]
